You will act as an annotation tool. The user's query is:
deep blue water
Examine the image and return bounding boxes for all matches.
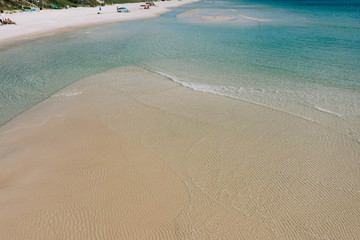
[0,0,359,140]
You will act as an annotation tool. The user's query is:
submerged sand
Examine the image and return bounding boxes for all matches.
[0,66,359,239]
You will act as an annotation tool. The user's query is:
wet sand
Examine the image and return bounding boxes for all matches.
[0,66,359,239]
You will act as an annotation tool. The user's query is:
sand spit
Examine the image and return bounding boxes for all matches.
[0,87,188,238]
[177,9,267,25]
[1,66,360,239]
[0,0,198,46]
[201,16,234,22]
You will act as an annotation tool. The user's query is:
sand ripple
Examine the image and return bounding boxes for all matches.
[1,66,359,239]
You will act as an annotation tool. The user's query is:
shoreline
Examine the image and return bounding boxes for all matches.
[1,0,360,237]
[0,0,198,47]
[1,66,359,238]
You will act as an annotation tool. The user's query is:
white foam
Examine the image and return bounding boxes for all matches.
[313,105,344,118]
[152,69,360,144]
[153,69,337,124]
[232,10,268,23]
[154,69,266,101]
[53,89,83,97]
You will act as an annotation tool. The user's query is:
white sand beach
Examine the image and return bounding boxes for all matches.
[0,0,198,45]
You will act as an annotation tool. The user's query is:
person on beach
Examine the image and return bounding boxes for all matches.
[0,16,15,25]
[4,18,16,24]
[98,7,102,14]
[0,10,4,23]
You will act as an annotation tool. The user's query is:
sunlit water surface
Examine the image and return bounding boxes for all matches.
[0,0,359,141]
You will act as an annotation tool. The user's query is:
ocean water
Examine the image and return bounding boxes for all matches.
[0,0,359,141]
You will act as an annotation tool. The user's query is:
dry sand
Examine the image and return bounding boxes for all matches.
[0,0,198,45]
[0,66,359,239]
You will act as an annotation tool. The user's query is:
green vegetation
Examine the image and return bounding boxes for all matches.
[0,0,102,10]
[0,0,152,10]
[0,0,28,10]
[104,0,143,4]
[0,0,157,11]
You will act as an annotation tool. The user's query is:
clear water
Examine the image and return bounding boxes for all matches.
[1,0,359,141]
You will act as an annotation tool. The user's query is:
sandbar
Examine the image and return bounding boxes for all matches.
[0,66,359,238]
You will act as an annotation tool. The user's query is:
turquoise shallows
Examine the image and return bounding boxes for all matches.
[0,0,359,140]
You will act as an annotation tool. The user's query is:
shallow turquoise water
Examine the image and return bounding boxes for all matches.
[0,0,359,140]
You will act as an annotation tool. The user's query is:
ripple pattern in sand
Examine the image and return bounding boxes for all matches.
[0,66,359,239]
[95,67,360,239]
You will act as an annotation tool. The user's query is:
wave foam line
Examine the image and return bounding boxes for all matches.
[232,10,267,23]
[53,90,84,97]
[150,69,354,127]
[144,66,359,145]
[152,69,348,122]
[313,105,344,118]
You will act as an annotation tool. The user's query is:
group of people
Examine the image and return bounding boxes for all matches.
[0,11,16,25]
[0,18,16,25]
[141,2,156,9]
